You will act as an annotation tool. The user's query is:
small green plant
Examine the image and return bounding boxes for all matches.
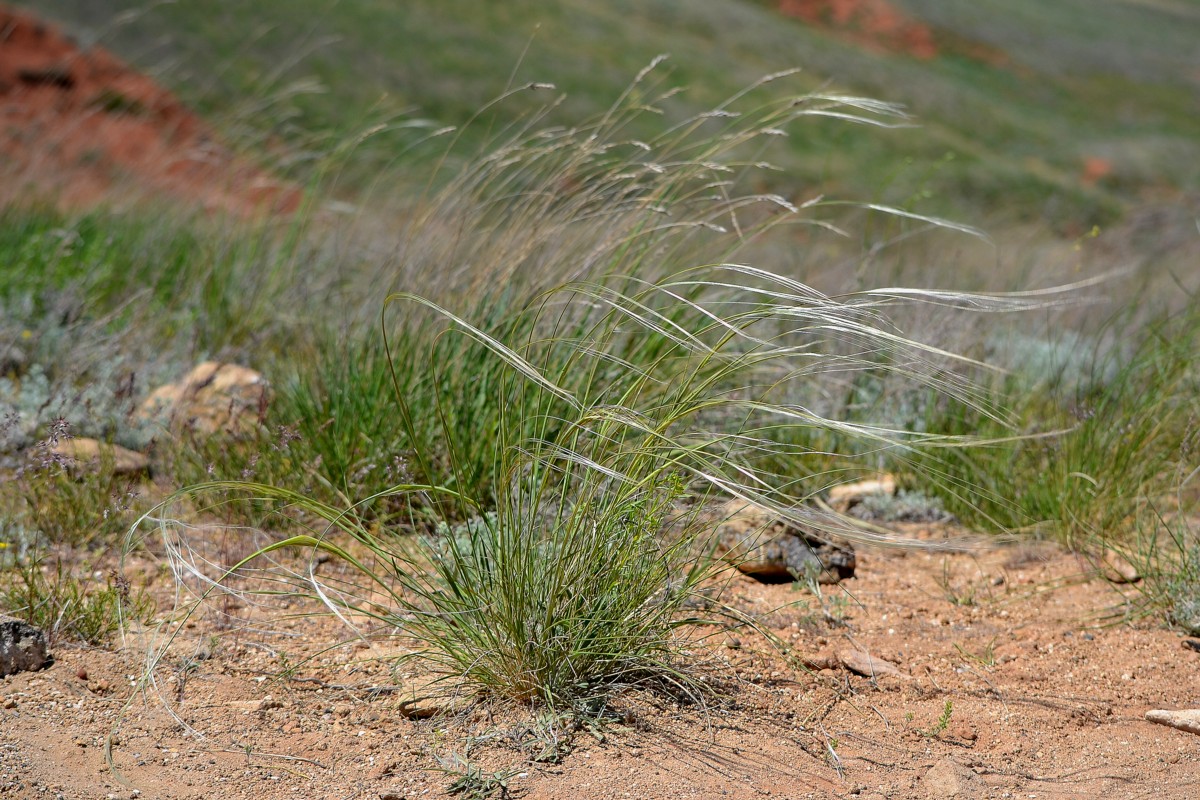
[953,637,998,669]
[921,700,954,738]
[0,418,145,549]
[444,760,518,800]
[936,560,978,607]
[849,487,952,524]
[18,460,143,549]
[823,733,844,779]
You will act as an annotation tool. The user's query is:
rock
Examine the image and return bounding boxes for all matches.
[838,648,908,679]
[50,438,149,475]
[0,616,50,676]
[1145,709,1200,736]
[948,721,978,743]
[920,756,981,799]
[137,361,269,437]
[827,474,896,512]
[704,498,855,584]
[1099,549,1141,584]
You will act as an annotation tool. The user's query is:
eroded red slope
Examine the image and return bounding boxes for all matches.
[0,5,299,215]
[776,0,938,58]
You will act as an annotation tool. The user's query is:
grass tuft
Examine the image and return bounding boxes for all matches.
[132,72,1015,712]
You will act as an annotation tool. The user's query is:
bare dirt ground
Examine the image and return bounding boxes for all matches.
[4,530,1198,800]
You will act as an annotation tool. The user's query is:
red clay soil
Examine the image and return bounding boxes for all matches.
[3,534,1199,799]
[0,5,299,215]
[776,0,938,60]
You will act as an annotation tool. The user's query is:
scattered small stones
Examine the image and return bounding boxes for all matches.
[1145,709,1200,736]
[136,361,269,437]
[225,697,284,713]
[702,498,856,584]
[920,756,981,799]
[49,437,149,475]
[0,616,49,677]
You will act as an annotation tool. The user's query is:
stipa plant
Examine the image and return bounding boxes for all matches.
[2,418,145,549]
[139,264,1008,711]
[0,557,154,646]
[133,70,1018,715]
[904,301,1200,544]
[1117,467,1200,634]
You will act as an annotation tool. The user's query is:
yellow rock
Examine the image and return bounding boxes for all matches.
[50,438,149,475]
[137,361,270,437]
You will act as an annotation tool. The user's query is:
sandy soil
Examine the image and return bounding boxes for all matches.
[3,531,1198,800]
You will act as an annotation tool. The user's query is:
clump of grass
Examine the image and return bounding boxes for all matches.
[0,418,145,549]
[0,557,154,646]
[135,70,1014,716]
[905,302,1200,545]
[1118,469,1200,634]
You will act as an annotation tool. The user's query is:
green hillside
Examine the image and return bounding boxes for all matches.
[27,0,1200,228]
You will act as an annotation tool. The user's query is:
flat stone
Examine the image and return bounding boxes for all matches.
[838,648,908,679]
[1146,709,1200,736]
[0,616,50,676]
[827,474,896,512]
[50,438,149,475]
